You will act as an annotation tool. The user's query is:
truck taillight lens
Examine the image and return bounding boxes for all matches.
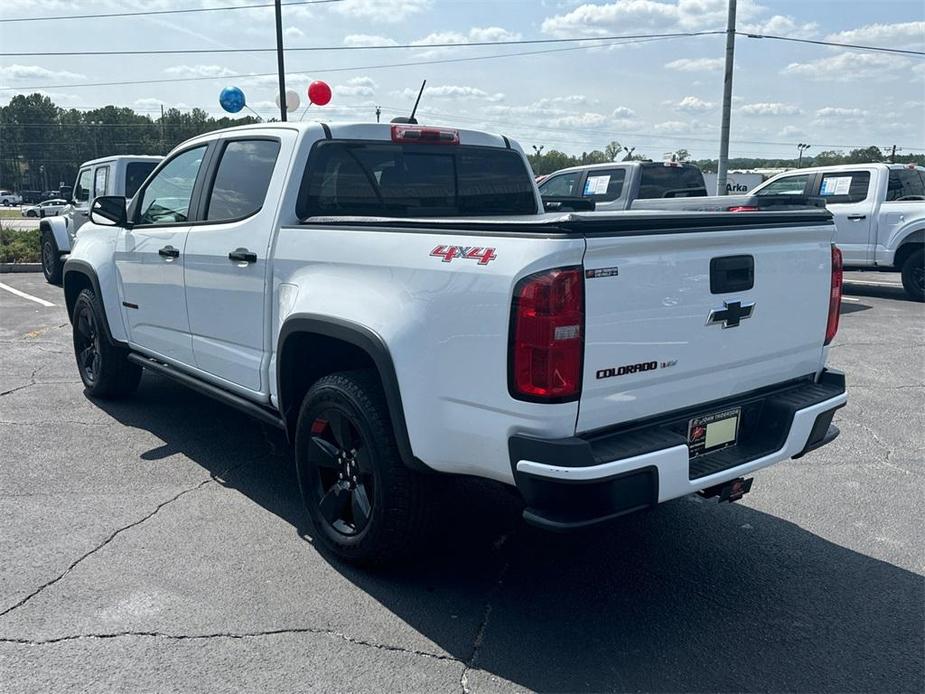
[825,245,843,345]
[510,267,584,401]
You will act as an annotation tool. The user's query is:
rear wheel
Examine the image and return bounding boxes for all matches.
[295,370,433,565]
[41,233,62,285]
[900,248,924,301]
[72,288,142,398]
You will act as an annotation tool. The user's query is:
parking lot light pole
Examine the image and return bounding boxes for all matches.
[798,143,811,167]
[716,0,737,196]
[275,0,287,122]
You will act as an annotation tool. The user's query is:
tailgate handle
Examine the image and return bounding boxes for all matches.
[710,255,754,294]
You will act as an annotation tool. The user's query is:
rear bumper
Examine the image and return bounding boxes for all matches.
[509,370,847,530]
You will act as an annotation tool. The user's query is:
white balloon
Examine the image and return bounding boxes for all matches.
[275,89,300,113]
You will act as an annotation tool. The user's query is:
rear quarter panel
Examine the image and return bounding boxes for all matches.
[272,224,585,483]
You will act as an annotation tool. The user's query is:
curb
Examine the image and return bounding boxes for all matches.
[0,263,42,273]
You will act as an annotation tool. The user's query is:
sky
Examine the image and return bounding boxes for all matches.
[0,0,923,160]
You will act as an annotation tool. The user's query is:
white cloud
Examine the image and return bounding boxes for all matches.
[335,76,378,97]
[468,26,522,43]
[739,102,802,116]
[653,120,697,133]
[826,21,925,50]
[782,52,912,82]
[164,64,237,78]
[547,112,608,128]
[740,15,818,39]
[343,34,398,47]
[813,107,869,125]
[284,26,305,41]
[612,106,636,118]
[664,57,724,72]
[778,125,805,138]
[0,64,86,82]
[333,0,432,23]
[674,95,714,112]
[534,95,590,108]
[397,84,505,102]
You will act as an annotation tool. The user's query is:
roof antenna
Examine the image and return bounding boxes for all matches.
[390,80,426,124]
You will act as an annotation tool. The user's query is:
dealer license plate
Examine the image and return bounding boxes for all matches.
[688,407,740,458]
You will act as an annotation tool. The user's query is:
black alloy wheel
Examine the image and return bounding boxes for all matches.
[308,409,375,537]
[74,302,102,385]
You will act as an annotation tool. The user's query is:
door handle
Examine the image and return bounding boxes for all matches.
[158,245,180,258]
[228,248,257,264]
[846,214,866,221]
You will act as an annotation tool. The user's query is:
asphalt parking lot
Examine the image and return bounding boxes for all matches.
[0,271,922,693]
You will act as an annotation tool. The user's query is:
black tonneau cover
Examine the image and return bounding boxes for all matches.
[630,193,827,213]
[300,208,833,237]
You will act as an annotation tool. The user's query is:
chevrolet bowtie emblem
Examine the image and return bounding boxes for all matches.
[707,300,755,328]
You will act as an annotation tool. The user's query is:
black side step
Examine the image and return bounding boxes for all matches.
[127,353,286,430]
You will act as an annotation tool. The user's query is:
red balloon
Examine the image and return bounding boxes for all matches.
[308,80,332,106]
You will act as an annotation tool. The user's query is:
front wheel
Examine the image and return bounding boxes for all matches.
[295,370,434,565]
[72,288,142,398]
[900,248,924,302]
[41,233,62,285]
[26,210,37,218]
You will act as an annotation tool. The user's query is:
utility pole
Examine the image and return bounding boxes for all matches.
[375,106,381,123]
[716,0,736,195]
[889,144,898,163]
[274,0,287,122]
[160,104,165,154]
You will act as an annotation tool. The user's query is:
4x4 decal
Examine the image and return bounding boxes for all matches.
[430,245,497,266]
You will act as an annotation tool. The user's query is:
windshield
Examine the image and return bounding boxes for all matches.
[298,141,537,218]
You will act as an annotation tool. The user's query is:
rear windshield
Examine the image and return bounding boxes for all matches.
[125,162,158,200]
[298,141,537,218]
[638,164,706,199]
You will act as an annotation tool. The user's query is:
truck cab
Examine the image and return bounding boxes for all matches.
[752,164,925,299]
[39,155,162,284]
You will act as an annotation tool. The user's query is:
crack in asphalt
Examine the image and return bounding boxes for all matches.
[0,367,38,397]
[0,474,228,619]
[0,627,458,663]
[460,532,512,694]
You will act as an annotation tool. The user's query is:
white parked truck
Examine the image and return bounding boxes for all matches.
[751,163,925,300]
[40,155,161,284]
[63,122,847,564]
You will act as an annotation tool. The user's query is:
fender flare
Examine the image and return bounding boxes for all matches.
[62,259,119,347]
[894,227,924,249]
[277,314,428,473]
[40,216,71,254]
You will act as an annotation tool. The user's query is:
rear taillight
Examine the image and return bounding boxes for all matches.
[825,245,843,345]
[727,205,759,212]
[509,267,584,402]
[390,125,459,144]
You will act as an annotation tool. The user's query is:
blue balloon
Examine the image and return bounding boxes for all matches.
[219,86,245,113]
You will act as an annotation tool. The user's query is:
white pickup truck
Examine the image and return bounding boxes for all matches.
[40,155,161,284]
[63,122,847,564]
[751,164,925,300]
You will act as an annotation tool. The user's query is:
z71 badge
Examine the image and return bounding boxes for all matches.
[430,245,497,265]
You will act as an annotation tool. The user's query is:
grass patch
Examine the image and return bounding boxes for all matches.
[0,226,41,263]
[0,209,22,219]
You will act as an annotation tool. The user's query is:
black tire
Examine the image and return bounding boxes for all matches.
[72,288,142,398]
[295,370,434,565]
[900,248,924,302]
[41,233,63,285]
[26,210,37,218]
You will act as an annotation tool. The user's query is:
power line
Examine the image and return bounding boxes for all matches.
[2,30,724,57]
[740,32,925,57]
[0,0,342,24]
[0,35,695,91]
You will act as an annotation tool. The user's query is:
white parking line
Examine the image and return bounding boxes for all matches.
[0,281,55,307]
[841,296,860,303]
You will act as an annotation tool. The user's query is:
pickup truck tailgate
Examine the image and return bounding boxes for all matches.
[578,215,834,433]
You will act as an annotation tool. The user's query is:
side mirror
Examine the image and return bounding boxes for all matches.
[90,196,128,227]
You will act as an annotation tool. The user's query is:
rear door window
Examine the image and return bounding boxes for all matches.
[206,139,280,221]
[581,169,626,202]
[756,174,810,197]
[538,172,582,197]
[886,169,925,201]
[299,141,537,217]
[817,171,871,204]
[638,164,706,199]
[93,166,110,198]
